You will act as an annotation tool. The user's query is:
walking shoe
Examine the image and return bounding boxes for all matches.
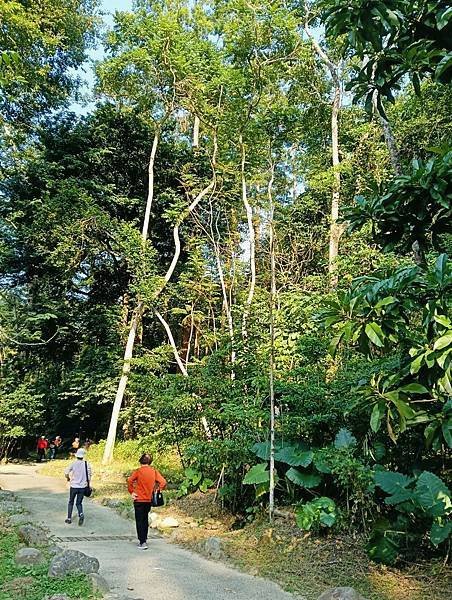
[137,542,148,550]
[65,518,72,524]
[78,514,84,526]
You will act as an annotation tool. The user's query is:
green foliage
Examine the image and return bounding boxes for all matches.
[367,469,452,563]
[177,466,214,496]
[295,497,337,531]
[323,0,452,108]
[345,151,452,255]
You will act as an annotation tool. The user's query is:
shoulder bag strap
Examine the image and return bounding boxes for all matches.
[85,461,90,487]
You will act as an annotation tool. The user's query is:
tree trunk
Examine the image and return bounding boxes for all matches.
[329,79,341,287]
[304,25,342,288]
[208,201,236,373]
[193,115,200,148]
[240,137,256,338]
[103,305,142,464]
[372,91,401,174]
[103,130,159,465]
[268,162,276,522]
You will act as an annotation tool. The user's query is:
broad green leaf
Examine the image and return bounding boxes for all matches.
[313,453,331,474]
[434,253,448,282]
[398,383,429,394]
[415,471,451,515]
[392,398,415,419]
[286,468,321,488]
[365,322,385,347]
[320,512,336,527]
[433,333,452,351]
[410,353,424,374]
[442,420,452,448]
[375,471,413,505]
[430,521,452,546]
[434,314,451,328]
[243,463,270,485]
[374,296,397,309]
[274,446,313,467]
[370,403,382,432]
[436,7,452,30]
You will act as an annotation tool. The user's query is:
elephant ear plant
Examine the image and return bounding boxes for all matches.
[367,470,451,564]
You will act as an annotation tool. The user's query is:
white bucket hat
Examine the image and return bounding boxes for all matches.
[75,449,86,458]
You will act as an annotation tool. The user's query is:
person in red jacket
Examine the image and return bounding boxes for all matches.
[36,435,48,462]
[127,453,166,550]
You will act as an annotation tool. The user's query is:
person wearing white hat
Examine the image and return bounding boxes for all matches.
[64,447,92,525]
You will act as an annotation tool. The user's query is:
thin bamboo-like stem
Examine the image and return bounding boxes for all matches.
[268,160,276,522]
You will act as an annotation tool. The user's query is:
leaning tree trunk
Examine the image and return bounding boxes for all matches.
[370,65,401,175]
[103,131,159,465]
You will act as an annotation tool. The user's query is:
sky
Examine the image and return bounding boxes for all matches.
[71,0,133,113]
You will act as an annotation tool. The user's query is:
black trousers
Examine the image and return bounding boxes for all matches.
[37,448,45,462]
[68,487,85,518]
[134,502,151,544]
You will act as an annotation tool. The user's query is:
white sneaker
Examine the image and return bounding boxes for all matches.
[137,542,148,550]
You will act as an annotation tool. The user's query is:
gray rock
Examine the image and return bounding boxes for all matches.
[8,512,31,526]
[44,595,70,600]
[318,587,368,600]
[204,536,223,560]
[0,500,23,515]
[47,545,63,556]
[48,549,99,578]
[18,524,48,545]
[88,572,110,593]
[15,547,44,565]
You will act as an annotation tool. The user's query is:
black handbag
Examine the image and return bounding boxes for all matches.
[151,490,164,507]
[84,461,92,497]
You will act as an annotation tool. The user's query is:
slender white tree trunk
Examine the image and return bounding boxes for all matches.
[304,24,342,288]
[240,137,256,338]
[267,162,276,521]
[209,202,236,373]
[103,131,159,465]
[329,79,341,287]
[193,115,200,148]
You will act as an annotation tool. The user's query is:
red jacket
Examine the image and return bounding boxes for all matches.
[37,438,48,450]
[127,465,167,502]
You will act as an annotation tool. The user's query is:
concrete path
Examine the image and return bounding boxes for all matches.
[0,463,296,600]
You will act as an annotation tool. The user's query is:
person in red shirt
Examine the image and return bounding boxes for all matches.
[127,453,166,550]
[36,435,48,462]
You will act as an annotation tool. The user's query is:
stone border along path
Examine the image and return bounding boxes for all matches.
[0,463,299,600]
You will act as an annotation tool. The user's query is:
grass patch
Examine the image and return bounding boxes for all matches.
[0,522,95,600]
[40,441,183,507]
[222,519,451,600]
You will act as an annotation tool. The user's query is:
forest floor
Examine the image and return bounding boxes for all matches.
[38,456,452,600]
